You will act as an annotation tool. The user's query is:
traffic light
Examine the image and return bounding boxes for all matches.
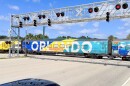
[56,13,60,17]
[8,41,11,44]
[48,19,51,26]
[23,17,27,21]
[115,4,121,10]
[5,41,11,44]
[42,15,46,19]
[94,7,99,12]
[88,8,93,13]
[33,20,37,26]
[122,3,128,9]
[38,15,42,19]
[61,12,65,17]
[23,16,30,21]
[19,21,23,28]
[106,12,110,22]
[26,16,30,21]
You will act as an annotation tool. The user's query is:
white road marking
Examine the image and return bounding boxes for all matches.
[122,77,130,86]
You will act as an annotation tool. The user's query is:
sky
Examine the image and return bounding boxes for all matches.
[0,0,130,39]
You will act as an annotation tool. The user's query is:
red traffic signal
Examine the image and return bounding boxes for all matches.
[122,3,128,9]
[88,8,93,13]
[115,4,121,10]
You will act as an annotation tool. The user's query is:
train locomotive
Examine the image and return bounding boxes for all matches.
[22,39,130,60]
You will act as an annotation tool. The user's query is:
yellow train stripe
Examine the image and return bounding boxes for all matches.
[42,39,77,52]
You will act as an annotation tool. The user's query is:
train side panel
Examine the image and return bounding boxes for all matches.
[112,40,130,57]
[23,39,108,55]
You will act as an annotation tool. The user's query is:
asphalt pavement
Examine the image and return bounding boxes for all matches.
[0,55,130,86]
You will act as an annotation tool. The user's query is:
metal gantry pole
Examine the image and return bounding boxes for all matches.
[43,26,45,39]
[25,28,27,57]
[17,28,20,57]
[9,15,13,58]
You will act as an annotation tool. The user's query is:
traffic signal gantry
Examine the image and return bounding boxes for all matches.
[11,0,130,28]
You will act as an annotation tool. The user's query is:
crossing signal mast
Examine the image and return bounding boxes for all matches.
[9,0,130,57]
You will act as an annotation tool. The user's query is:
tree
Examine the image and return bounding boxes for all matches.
[56,36,66,39]
[79,36,86,39]
[126,34,130,40]
[26,33,34,40]
[0,35,7,39]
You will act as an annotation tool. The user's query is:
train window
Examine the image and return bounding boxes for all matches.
[54,44,58,48]
[60,44,65,48]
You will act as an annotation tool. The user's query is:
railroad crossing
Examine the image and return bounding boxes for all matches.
[9,0,130,57]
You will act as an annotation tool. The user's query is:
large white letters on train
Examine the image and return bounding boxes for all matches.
[31,41,49,51]
[31,41,39,51]
[71,42,80,52]
[82,42,92,53]
[31,41,92,53]
[40,41,46,51]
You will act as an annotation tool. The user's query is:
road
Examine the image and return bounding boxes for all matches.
[0,55,130,86]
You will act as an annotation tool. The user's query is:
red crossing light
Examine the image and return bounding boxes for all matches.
[88,8,93,13]
[115,4,121,10]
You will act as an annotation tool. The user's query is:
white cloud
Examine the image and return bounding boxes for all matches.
[79,28,98,34]
[59,31,67,35]
[8,5,19,11]
[34,29,42,34]
[92,33,107,39]
[115,29,130,38]
[121,18,130,27]
[116,18,130,38]
[93,22,99,28]
[49,25,64,30]
[0,15,9,21]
